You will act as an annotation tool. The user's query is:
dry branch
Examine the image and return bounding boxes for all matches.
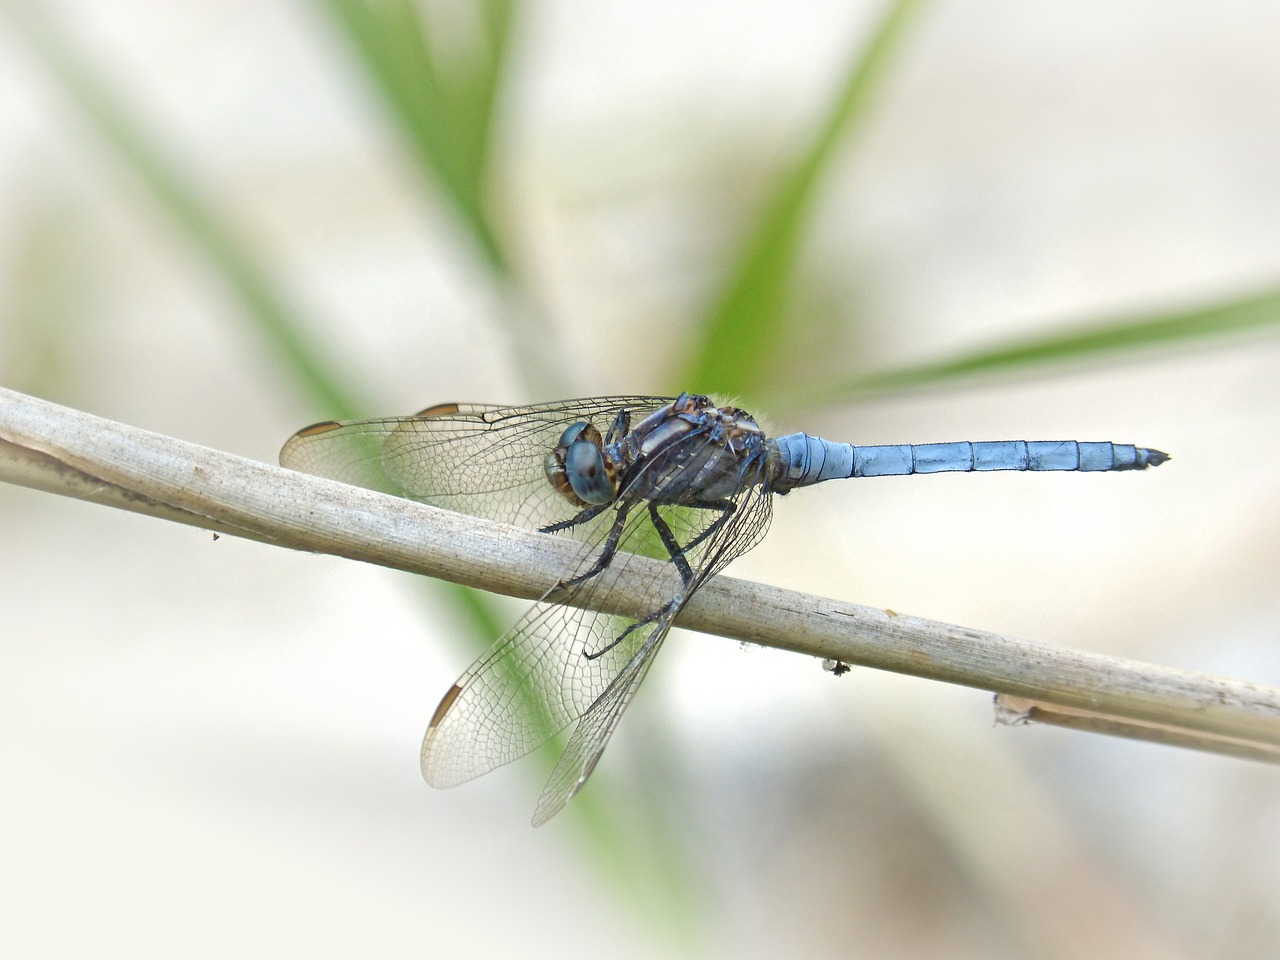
[2,386,1277,758]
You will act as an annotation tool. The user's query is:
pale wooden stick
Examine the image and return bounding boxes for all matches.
[2,386,1277,757]
[994,696,1280,763]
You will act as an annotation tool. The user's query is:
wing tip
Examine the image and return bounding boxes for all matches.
[279,420,344,466]
[530,782,578,828]
[421,684,465,788]
[415,402,461,417]
[292,420,344,439]
[427,683,464,730]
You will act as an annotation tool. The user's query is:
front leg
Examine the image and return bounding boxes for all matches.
[555,502,631,591]
[540,501,610,535]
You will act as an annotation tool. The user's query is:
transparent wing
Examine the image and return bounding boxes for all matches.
[530,624,663,827]
[530,479,777,824]
[420,497,694,788]
[279,396,672,533]
[422,438,778,823]
[285,393,777,824]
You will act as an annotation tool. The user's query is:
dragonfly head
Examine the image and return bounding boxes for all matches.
[544,421,618,506]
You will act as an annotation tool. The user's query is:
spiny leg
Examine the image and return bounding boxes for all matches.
[674,498,735,557]
[556,502,631,591]
[583,600,674,661]
[648,499,735,585]
[581,500,736,661]
[540,501,610,535]
[648,502,695,585]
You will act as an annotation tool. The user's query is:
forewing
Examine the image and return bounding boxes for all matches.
[279,397,672,532]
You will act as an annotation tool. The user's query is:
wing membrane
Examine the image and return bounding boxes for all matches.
[284,394,778,823]
[422,424,777,822]
[529,480,776,823]
[279,397,672,532]
[420,494,692,787]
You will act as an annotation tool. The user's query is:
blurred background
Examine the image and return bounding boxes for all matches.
[2,1,1279,957]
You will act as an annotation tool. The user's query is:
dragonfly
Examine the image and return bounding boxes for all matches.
[280,393,1168,825]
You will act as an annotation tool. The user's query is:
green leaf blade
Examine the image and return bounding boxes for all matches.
[678,0,928,398]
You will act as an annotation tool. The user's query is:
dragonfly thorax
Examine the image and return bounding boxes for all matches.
[615,394,771,505]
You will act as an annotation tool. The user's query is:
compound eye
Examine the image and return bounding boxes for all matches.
[558,422,589,448]
[564,439,614,505]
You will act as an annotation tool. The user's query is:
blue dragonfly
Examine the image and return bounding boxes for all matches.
[280,393,1168,825]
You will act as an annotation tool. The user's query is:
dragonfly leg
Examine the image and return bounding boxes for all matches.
[583,498,736,660]
[578,499,737,660]
[648,498,735,584]
[648,503,694,584]
[605,407,631,444]
[676,498,735,556]
[584,598,675,661]
[557,502,631,590]
[540,501,610,535]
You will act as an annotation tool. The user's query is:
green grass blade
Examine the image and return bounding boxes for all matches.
[7,2,693,916]
[774,284,1280,409]
[3,0,523,830]
[2,195,83,398]
[677,0,928,397]
[317,0,513,273]
[3,1,364,420]
[5,4,512,798]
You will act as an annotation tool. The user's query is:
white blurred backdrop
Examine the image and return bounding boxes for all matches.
[2,2,1278,958]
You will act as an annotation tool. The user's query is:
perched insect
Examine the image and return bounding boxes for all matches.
[281,393,1167,824]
